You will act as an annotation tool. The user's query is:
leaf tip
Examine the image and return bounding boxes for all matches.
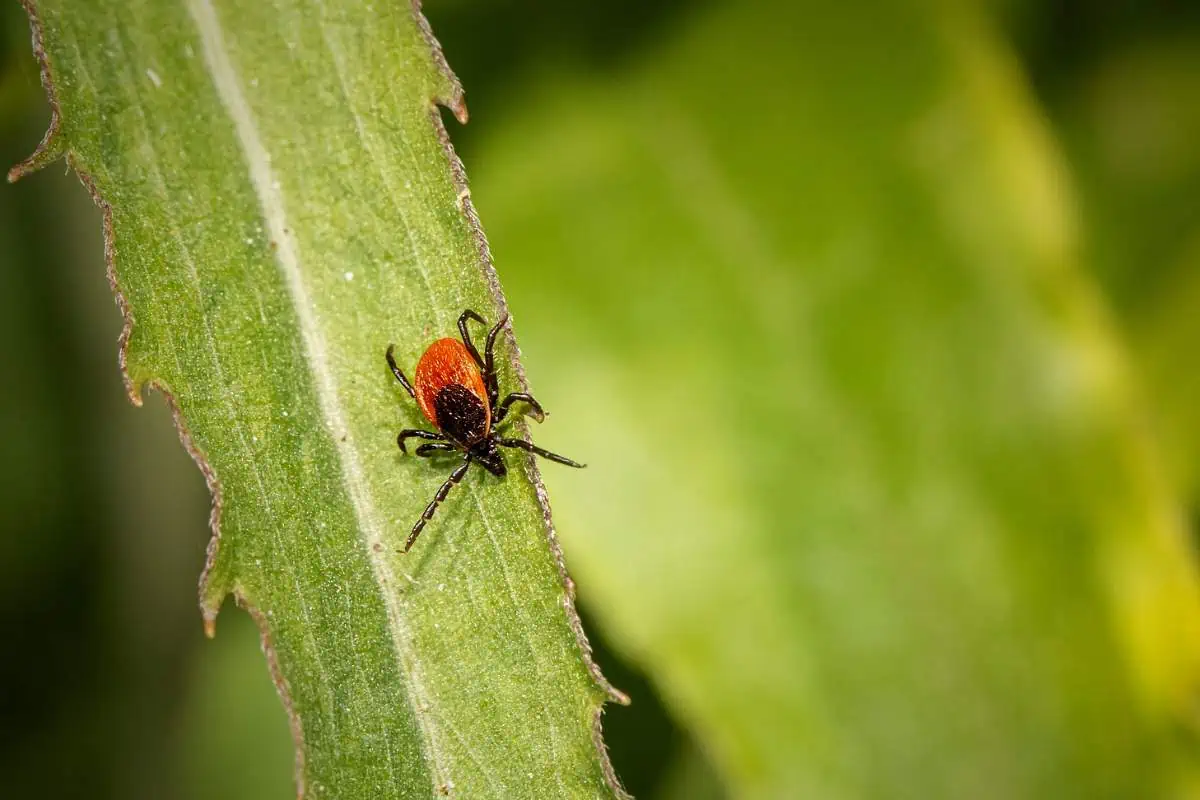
[199,566,228,639]
[126,382,147,408]
[450,96,469,126]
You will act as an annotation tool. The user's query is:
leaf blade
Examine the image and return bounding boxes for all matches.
[14,0,625,797]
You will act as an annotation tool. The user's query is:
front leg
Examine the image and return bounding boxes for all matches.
[397,428,444,453]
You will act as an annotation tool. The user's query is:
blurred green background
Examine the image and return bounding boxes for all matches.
[3,0,1200,798]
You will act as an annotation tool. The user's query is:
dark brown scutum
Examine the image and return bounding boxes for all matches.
[434,383,489,445]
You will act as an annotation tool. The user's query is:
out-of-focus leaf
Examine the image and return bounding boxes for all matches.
[470,2,1200,797]
[654,743,725,800]
[11,0,624,797]
[1137,235,1200,496]
[181,610,295,800]
[1058,36,1200,497]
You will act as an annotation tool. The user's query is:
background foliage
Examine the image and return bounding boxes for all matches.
[3,0,1200,798]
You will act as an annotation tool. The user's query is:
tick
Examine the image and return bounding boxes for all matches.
[386,309,584,552]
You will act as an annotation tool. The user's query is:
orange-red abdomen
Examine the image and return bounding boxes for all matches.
[413,338,490,434]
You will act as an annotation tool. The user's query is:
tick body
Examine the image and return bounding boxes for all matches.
[414,337,491,445]
[387,310,584,553]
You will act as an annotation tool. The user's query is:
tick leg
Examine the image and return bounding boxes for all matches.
[482,315,508,408]
[457,309,486,369]
[414,442,457,457]
[494,392,546,425]
[386,344,416,399]
[398,429,444,453]
[497,437,585,468]
[405,457,472,552]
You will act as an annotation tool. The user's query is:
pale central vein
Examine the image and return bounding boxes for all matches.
[185,0,445,788]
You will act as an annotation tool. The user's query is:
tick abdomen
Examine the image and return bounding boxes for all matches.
[413,337,489,427]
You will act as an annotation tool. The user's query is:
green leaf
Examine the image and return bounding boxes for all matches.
[469,2,1200,797]
[10,1,625,797]
[181,610,296,800]
[1054,35,1200,499]
[1137,243,1200,497]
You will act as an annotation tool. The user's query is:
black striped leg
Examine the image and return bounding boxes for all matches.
[497,437,585,468]
[457,309,487,369]
[493,392,546,424]
[481,315,507,408]
[405,457,472,552]
[386,344,416,399]
[415,443,457,457]
[397,429,444,453]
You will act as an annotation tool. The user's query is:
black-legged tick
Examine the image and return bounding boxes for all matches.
[386,310,584,552]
